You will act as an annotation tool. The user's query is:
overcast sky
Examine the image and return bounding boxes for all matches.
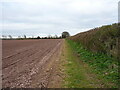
[0,0,119,37]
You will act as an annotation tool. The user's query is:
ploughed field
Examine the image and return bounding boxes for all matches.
[2,39,63,88]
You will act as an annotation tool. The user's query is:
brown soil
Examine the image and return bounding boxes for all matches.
[2,39,64,88]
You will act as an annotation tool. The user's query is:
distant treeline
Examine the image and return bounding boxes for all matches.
[1,35,62,40]
[70,23,120,59]
[1,31,70,40]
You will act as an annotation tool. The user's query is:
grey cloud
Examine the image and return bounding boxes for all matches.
[1,0,119,37]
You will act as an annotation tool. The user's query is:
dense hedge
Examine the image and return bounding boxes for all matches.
[70,23,119,58]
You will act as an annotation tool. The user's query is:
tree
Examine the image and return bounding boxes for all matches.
[37,36,40,39]
[2,35,6,39]
[62,31,70,38]
[23,35,26,39]
[55,35,58,39]
[8,35,12,39]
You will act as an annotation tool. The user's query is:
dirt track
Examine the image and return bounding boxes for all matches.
[2,39,64,88]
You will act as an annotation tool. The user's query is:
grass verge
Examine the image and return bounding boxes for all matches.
[63,39,119,88]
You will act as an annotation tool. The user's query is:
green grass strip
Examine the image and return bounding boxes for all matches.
[65,39,119,88]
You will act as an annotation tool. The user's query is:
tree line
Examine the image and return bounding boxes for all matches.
[1,31,70,40]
